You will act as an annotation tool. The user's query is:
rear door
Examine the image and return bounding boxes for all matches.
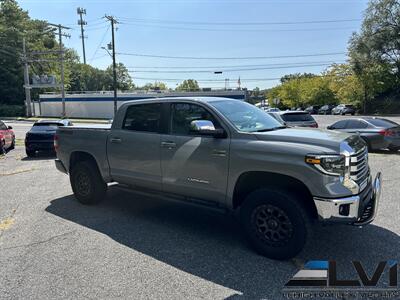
[107,103,163,191]
[160,102,230,203]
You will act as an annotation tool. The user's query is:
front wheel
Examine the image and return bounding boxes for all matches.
[240,188,311,260]
[70,160,107,205]
[0,140,5,154]
[388,146,400,152]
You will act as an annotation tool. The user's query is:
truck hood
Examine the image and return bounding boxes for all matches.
[254,127,354,152]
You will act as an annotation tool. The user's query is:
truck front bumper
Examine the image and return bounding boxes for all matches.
[313,172,382,226]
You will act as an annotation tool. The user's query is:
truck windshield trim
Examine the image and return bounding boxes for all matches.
[210,100,282,132]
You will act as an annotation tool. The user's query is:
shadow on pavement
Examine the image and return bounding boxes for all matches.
[21,153,56,161]
[46,188,400,299]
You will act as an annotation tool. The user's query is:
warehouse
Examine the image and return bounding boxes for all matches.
[34,90,248,119]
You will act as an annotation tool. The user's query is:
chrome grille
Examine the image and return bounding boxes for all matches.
[350,147,369,189]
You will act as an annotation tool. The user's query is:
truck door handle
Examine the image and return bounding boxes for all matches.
[110,137,122,143]
[161,141,176,149]
[212,149,227,157]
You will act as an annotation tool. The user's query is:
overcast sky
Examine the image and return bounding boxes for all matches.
[19,0,369,90]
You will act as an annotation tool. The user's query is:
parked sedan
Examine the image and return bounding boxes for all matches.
[327,117,400,151]
[304,105,321,114]
[268,111,318,128]
[0,120,15,154]
[318,104,335,115]
[332,104,356,115]
[25,119,72,157]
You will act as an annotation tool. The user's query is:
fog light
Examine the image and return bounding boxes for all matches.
[339,204,350,216]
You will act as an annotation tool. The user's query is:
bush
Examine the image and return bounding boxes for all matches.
[0,105,25,117]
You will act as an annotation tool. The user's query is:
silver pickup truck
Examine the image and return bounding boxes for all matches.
[55,97,382,260]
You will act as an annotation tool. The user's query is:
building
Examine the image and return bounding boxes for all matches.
[35,89,248,119]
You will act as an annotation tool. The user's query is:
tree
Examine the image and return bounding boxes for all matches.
[280,73,316,83]
[141,81,168,90]
[0,0,79,108]
[176,79,200,91]
[106,63,134,91]
[348,0,400,111]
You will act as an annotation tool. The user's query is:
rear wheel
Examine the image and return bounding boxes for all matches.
[26,149,35,157]
[70,160,107,205]
[240,188,311,260]
[9,138,15,150]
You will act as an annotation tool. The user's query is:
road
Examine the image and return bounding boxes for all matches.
[0,117,399,299]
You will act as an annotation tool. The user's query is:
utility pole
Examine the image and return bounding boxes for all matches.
[105,15,118,116]
[48,23,70,117]
[77,7,87,64]
[22,38,32,117]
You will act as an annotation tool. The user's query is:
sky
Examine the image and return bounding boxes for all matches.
[19,0,369,90]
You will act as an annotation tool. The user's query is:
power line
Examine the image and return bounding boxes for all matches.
[128,62,336,73]
[126,60,345,69]
[117,51,346,60]
[119,21,356,32]
[118,16,361,26]
[89,25,110,63]
[129,75,281,82]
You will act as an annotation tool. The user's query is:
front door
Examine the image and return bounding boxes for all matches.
[107,103,163,191]
[161,102,230,204]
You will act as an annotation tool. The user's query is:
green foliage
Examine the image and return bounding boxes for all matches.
[176,79,200,91]
[0,104,25,116]
[140,81,168,90]
[280,73,316,83]
[105,63,134,91]
[348,0,400,111]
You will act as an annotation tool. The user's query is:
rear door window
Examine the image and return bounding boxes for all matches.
[346,120,367,129]
[123,103,162,133]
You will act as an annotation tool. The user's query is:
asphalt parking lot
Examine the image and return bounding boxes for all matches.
[0,116,399,299]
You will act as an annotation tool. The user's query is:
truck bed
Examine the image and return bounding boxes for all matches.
[56,125,112,180]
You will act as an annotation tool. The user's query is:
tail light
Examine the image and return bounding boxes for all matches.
[311,123,318,128]
[54,134,59,151]
[379,129,395,137]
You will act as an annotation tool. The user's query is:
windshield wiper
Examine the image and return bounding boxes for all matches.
[256,126,287,132]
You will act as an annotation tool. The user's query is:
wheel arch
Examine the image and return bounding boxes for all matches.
[69,151,99,172]
[232,171,318,219]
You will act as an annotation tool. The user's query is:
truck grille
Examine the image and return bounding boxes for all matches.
[350,147,369,190]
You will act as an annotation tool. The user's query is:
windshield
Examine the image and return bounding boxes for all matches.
[32,123,63,131]
[210,100,283,132]
[281,113,314,122]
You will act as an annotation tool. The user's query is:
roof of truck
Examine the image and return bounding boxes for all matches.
[122,96,237,105]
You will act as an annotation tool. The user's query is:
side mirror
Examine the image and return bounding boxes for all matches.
[190,120,226,138]
[7,126,12,129]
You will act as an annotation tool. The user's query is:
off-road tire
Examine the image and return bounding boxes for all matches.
[70,160,107,205]
[240,188,311,260]
[26,149,35,157]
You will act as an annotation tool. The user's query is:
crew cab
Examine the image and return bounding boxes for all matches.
[54,97,382,260]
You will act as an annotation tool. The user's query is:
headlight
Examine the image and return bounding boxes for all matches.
[305,154,345,176]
